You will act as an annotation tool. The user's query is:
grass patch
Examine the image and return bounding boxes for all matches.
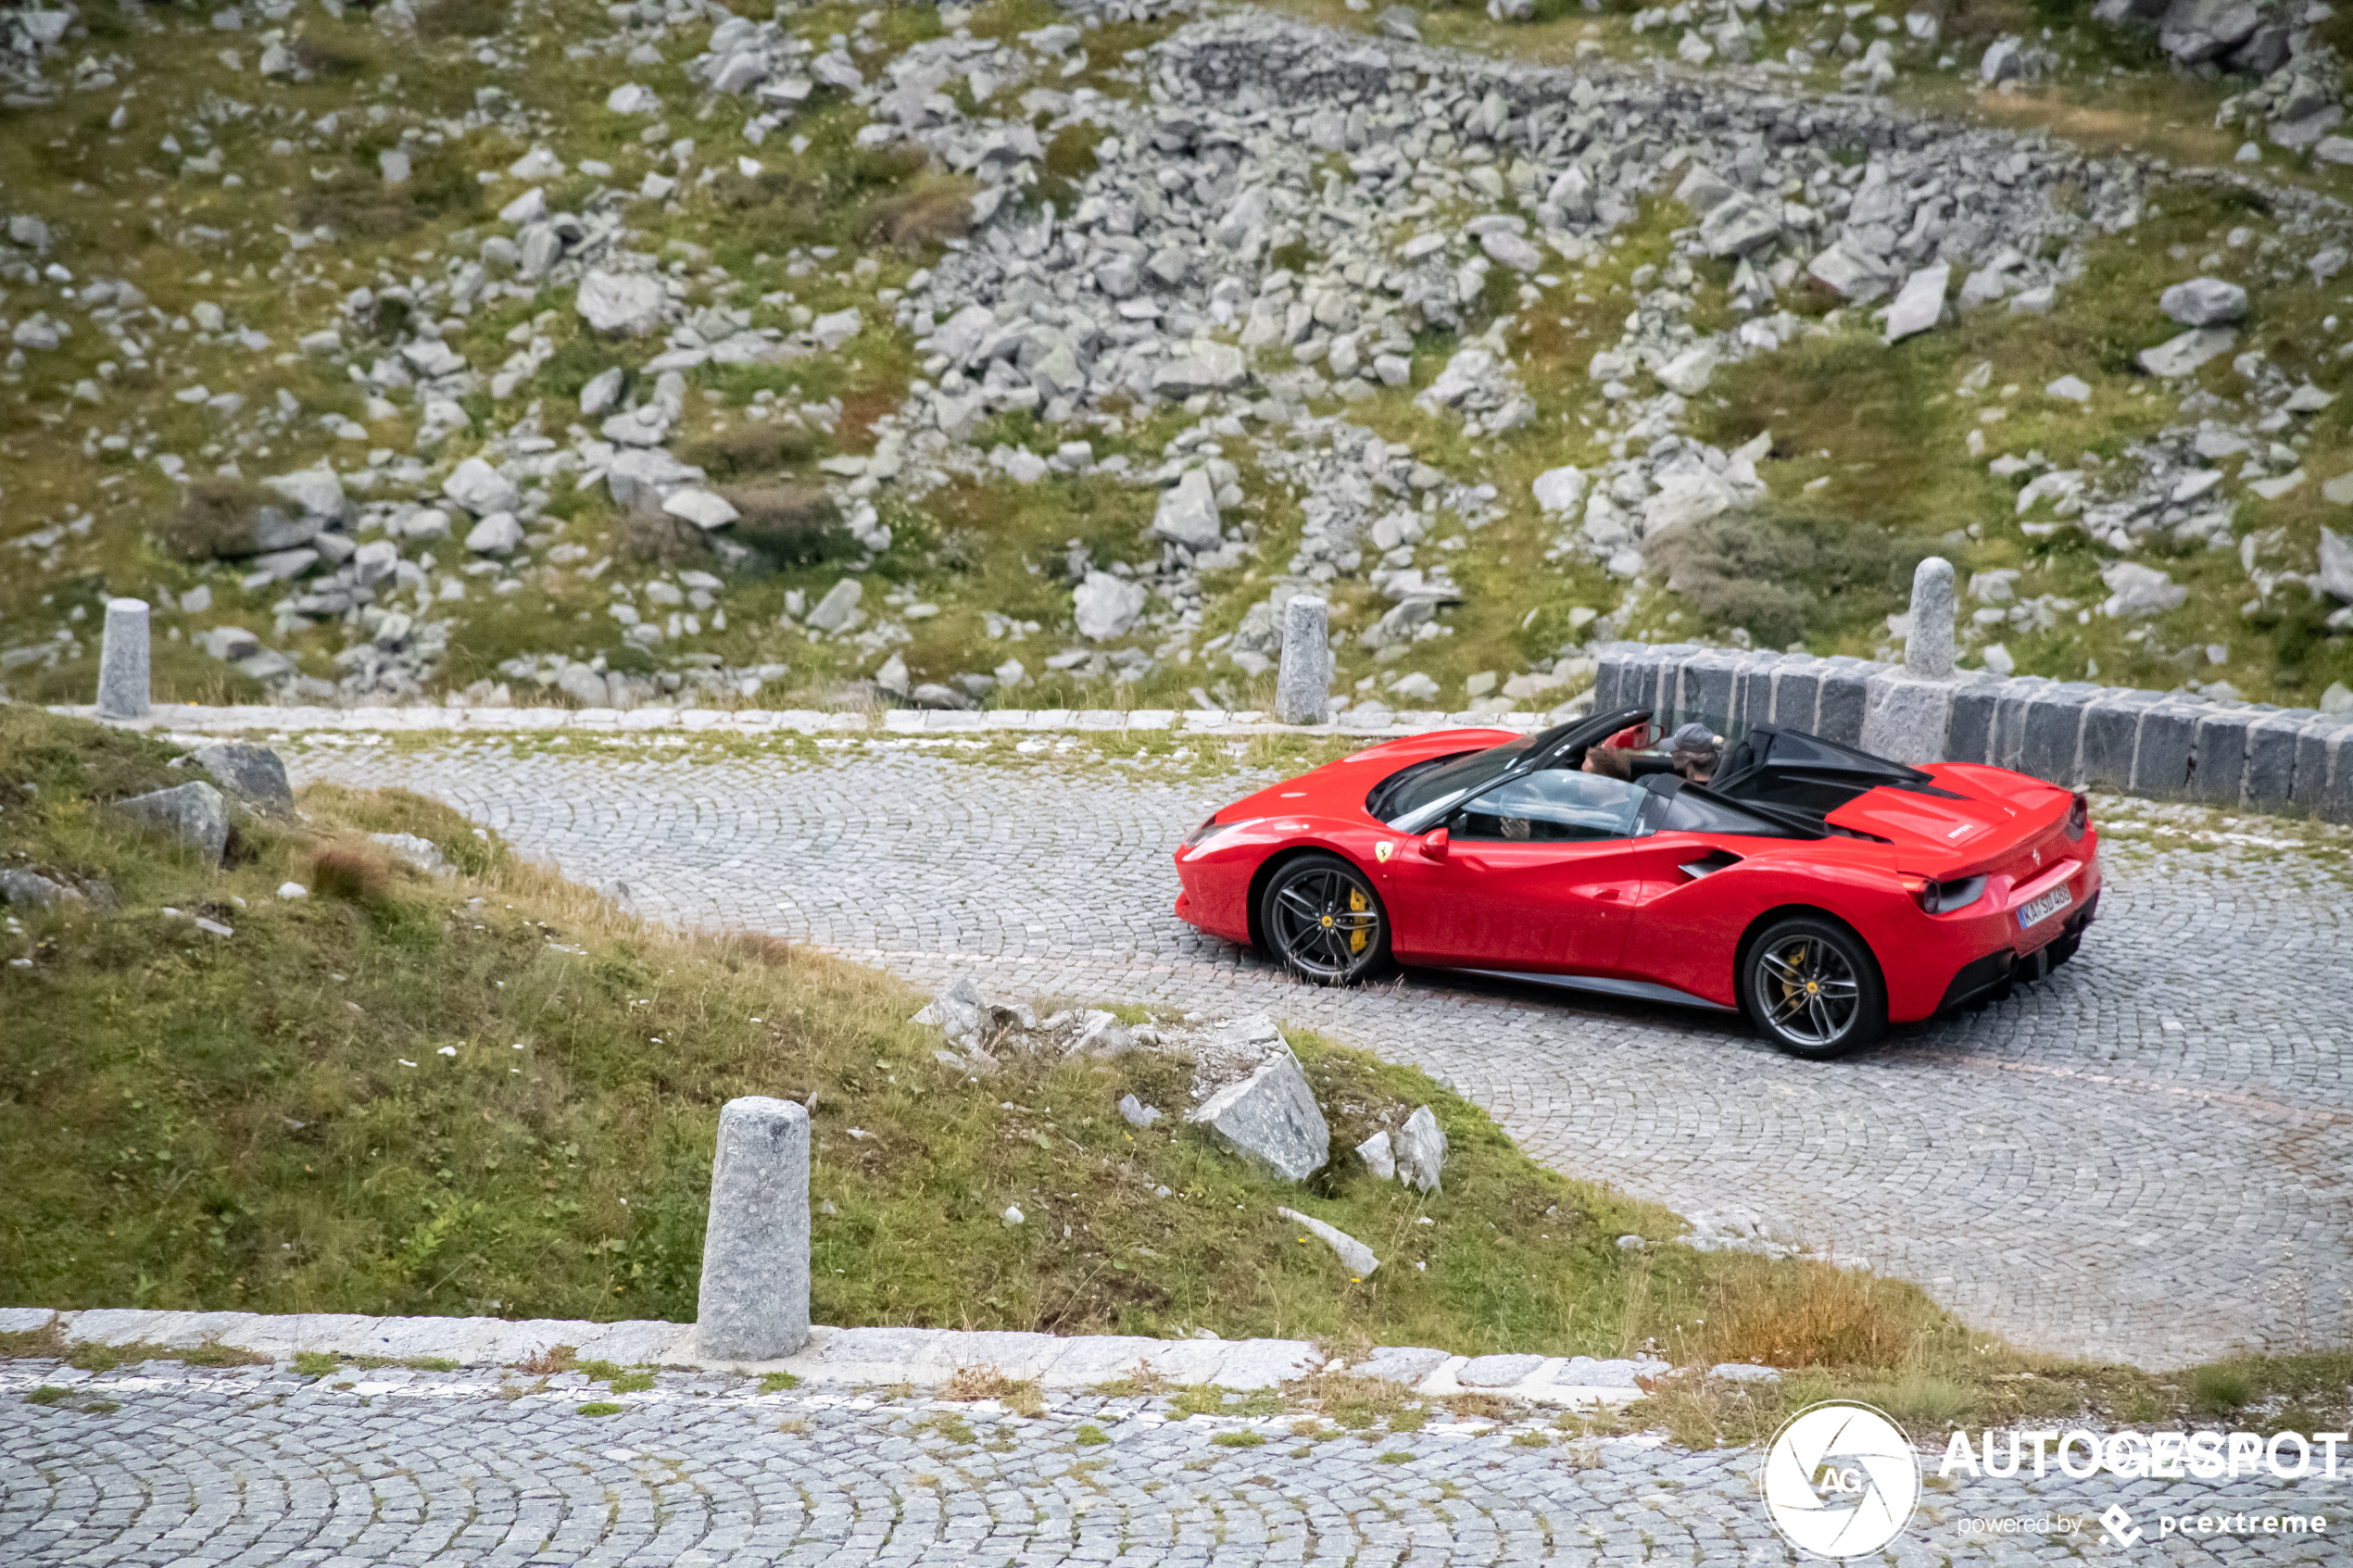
[575,1400,625,1416]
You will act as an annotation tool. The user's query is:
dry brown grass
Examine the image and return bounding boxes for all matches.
[614,505,718,568]
[724,483,849,564]
[157,478,273,561]
[711,170,835,249]
[863,179,978,253]
[1668,1254,1930,1370]
[295,171,422,241]
[516,1343,578,1375]
[309,844,392,904]
[1281,1371,1418,1429]
[674,423,820,481]
[941,1363,1045,1414]
[291,35,371,78]
[415,0,504,39]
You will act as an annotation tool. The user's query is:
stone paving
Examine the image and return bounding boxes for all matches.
[275,735,2353,1373]
[4,1359,2346,1567]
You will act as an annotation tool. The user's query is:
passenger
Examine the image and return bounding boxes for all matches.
[1667,722,1723,784]
[1580,745,1636,781]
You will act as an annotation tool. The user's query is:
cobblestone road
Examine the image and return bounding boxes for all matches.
[289,738,2353,1370]
[5,1361,2346,1567]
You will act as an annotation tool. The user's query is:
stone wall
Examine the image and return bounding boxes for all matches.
[1592,642,2353,822]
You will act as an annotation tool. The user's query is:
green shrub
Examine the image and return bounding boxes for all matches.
[724,484,854,565]
[2189,1363,2253,1413]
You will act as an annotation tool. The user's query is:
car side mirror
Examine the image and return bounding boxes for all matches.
[1421,826,1449,860]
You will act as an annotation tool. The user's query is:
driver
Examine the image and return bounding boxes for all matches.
[1667,722,1723,784]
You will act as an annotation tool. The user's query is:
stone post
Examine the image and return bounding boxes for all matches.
[96,597,151,721]
[696,1096,811,1361]
[1274,595,1332,725]
[1858,556,1959,766]
[1904,557,1957,680]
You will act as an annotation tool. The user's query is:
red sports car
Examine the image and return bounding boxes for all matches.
[1172,709,2100,1059]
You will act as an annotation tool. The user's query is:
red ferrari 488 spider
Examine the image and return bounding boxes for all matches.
[1173,708,2101,1059]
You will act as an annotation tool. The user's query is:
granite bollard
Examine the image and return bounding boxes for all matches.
[97,597,151,721]
[1903,557,1957,680]
[696,1096,811,1361]
[1858,557,1958,764]
[1274,595,1332,725]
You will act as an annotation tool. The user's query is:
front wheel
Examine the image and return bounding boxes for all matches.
[1260,852,1392,986]
[1740,916,1887,1060]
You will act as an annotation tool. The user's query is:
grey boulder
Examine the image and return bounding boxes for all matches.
[2138,327,2235,379]
[1187,1048,1330,1182]
[444,457,521,518]
[188,743,293,813]
[261,468,351,526]
[1074,571,1145,642]
[0,868,79,908]
[577,269,669,335]
[1394,1105,1448,1194]
[1698,194,1780,258]
[2159,276,2247,326]
[1277,1206,1380,1277]
[926,973,988,1040]
[2318,525,2353,603]
[1150,343,1248,398]
[804,578,864,633]
[1150,469,1224,550]
[2099,560,2188,618]
[2158,0,2266,63]
[114,782,230,864]
[370,833,449,874]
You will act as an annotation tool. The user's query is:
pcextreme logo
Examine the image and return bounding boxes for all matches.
[1760,1402,1923,1561]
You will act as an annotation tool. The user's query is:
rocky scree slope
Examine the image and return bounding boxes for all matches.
[0,0,2348,723]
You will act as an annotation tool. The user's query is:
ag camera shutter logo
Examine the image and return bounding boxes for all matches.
[1761,1402,1922,1560]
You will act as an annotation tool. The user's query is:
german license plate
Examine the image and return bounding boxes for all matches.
[2017,883,2073,931]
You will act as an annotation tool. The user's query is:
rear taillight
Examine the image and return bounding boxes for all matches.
[2066,791,2090,840]
[1911,874,1988,914]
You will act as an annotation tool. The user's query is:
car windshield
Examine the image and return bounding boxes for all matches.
[1367,739,1534,826]
[1454,770,1650,842]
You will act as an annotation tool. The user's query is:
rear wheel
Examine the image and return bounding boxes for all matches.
[1740,916,1886,1060]
[1261,853,1391,986]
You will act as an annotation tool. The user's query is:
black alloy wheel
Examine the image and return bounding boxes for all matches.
[1261,853,1391,985]
[1741,915,1887,1060]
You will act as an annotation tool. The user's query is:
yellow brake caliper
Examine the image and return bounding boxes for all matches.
[1349,887,1369,953]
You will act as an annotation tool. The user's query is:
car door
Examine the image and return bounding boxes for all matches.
[1612,782,1818,1005]
[1387,767,1650,972]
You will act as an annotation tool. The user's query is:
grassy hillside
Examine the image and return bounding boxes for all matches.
[0,703,1881,1353]
[6,702,2349,1442]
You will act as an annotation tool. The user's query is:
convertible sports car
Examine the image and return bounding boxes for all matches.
[1172,708,2101,1059]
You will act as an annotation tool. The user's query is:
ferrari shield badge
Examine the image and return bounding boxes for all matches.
[1374,840,1394,863]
